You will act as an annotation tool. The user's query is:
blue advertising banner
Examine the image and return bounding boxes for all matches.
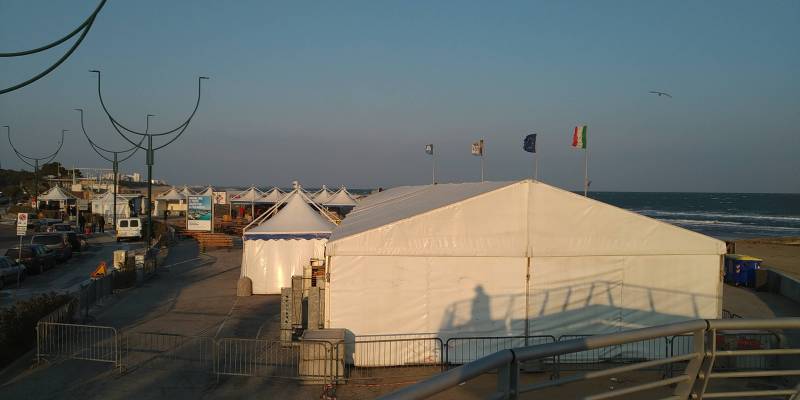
[187,195,213,231]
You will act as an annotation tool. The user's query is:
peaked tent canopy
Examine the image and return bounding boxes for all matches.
[324,187,358,207]
[179,186,195,197]
[242,190,337,294]
[39,185,77,201]
[260,187,285,204]
[198,186,214,197]
[156,187,184,201]
[230,186,268,203]
[312,185,333,204]
[325,180,726,361]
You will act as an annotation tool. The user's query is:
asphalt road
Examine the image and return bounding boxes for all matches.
[0,224,142,308]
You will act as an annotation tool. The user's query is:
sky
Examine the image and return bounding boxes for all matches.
[1,1,798,192]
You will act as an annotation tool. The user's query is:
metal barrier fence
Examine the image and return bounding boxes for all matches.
[445,336,556,365]
[379,318,800,400]
[36,322,120,369]
[121,332,214,372]
[345,337,444,383]
[215,338,337,383]
[39,297,79,324]
[78,273,115,318]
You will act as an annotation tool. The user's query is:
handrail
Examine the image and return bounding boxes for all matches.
[379,318,800,400]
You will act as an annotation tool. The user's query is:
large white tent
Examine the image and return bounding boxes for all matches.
[325,180,725,348]
[241,190,337,294]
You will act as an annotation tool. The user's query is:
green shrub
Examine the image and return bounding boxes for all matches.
[0,292,74,368]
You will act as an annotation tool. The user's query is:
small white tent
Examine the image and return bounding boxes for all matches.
[231,186,268,218]
[241,190,337,294]
[156,187,185,215]
[312,185,333,204]
[39,185,77,202]
[324,187,358,208]
[325,180,725,345]
[91,191,140,220]
[260,187,284,204]
[179,186,195,197]
[198,186,214,197]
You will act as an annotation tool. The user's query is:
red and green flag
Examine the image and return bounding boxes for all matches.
[571,125,587,149]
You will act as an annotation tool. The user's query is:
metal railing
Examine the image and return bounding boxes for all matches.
[379,318,800,400]
[121,332,214,372]
[344,337,445,383]
[36,321,120,369]
[39,297,79,324]
[214,337,336,383]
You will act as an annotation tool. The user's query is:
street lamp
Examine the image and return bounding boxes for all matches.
[75,108,145,230]
[89,70,208,247]
[4,126,67,209]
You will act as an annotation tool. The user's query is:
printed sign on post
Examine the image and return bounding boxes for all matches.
[212,191,228,205]
[16,213,28,236]
[186,195,213,231]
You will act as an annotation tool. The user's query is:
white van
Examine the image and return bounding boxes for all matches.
[116,218,143,242]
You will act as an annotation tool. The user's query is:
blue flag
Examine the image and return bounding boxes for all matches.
[523,133,537,153]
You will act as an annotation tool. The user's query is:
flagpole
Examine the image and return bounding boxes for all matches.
[480,155,484,182]
[584,144,589,197]
[534,153,538,181]
[432,152,436,185]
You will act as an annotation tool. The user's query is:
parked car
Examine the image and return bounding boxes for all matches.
[62,231,84,252]
[116,218,143,242]
[0,256,26,289]
[31,233,72,262]
[51,223,75,233]
[4,244,56,274]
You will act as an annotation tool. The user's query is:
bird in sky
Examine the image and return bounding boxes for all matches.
[649,90,673,98]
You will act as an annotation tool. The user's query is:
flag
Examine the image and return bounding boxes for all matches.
[471,139,484,156]
[571,125,587,149]
[425,144,434,155]
[523,134,537,153]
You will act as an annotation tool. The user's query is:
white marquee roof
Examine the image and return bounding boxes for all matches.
[198,186,214,196]
[156,187,184,201]
[39,185,77,201]
[246,191,336,237]
[260,187,285,203]
[230,186,268,203]
[313,185,333,204]
[179,186,195,197]
[327,180,726,257]
[324,187,358,207]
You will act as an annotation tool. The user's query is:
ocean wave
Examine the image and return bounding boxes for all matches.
[634,209,800,223]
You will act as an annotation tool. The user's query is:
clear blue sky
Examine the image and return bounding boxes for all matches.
[1,1,798,192]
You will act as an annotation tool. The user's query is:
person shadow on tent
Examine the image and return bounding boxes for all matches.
[469,285,491,332]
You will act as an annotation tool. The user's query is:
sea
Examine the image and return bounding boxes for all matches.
[588,192,800,241]
[247,187,800,241]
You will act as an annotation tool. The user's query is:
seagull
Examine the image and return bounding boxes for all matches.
[649,90,672,98]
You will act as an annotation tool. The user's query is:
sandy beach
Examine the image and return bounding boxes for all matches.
[734,236,800,280]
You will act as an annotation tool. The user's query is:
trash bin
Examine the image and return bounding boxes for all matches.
[724,254,763,288]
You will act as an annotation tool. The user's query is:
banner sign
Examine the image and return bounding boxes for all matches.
[524,133,537,153]
[471,139,484,156]
[77,199,89,211]
[425,144,434,155]
[212,191,228,205]
[187,195,213,231]
[16,213,28,236]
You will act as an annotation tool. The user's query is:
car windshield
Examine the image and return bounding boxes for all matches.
[32,235,63,245]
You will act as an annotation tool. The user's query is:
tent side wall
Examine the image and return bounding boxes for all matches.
[527,254,722,337]
[242,238,327,294]
[326,255,528,337]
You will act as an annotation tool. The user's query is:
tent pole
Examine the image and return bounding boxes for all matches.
[584,143,589,197]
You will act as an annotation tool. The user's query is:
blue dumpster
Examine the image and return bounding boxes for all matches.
[724,254,762,287]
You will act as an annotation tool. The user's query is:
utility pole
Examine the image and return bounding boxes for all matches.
[4,126,67,210]
[75,108,144,230]
[90,70,208,247]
